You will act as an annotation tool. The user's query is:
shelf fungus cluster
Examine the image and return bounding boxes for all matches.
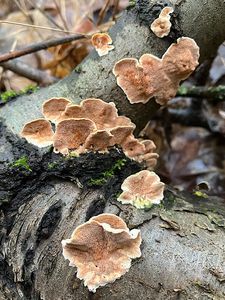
[21,98,159,168]
[91,33,114,56]
[117,170,165,209]
[150,6,174,38]
[62,214,142,292]
[113,37,200,105]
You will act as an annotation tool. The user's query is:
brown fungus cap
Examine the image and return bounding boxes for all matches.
[62,213,141,292]
[83,130,114,152]
[117,170,165,209]
[113,37,199,105]
[53,118,96,155]
[91,33,114,56]
[61,98,120,130]
[42,97,71,123]
[110,126,135,146]
[122,137,146,158]
[150,7,174,38]
[133,140,159,169]
[21,119,54,147]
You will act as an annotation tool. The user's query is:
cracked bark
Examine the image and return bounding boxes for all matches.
[1,0,225,299]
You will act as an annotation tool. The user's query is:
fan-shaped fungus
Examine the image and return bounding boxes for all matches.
[150,7,174,38]
[42,97,71,123]
[21,119,54,147]
[62,214,141,292]
[91,33,114,56]
[113,37,199,105]
[117,170,164,209]
[53,118,96,155]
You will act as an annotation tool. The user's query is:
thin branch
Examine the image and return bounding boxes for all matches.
[27,0,65,31]
[97,0,111,25]
[177,85,225,102]
[0,34,88,63]
[0,20,76,34]
[1,59,58,85]
[53,0,69,31]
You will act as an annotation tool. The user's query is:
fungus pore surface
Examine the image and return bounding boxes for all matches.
[117,170,165,209]
[91,33,114,56]
[113,37,200,105]
[62,213,142,292]
[150,6,174,38]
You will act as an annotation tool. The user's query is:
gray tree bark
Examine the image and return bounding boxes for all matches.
[1,1,225,299]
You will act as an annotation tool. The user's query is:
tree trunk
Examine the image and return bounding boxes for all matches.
[1,1,225,299]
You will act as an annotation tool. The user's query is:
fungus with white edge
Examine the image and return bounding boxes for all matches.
[62,213,141,292]
[20,98,159,167]
[117,170,165,209]
[113,37,200,105]
[91,33,114,56]
[21,119,54,147]
[53,118,96,155]
[42,97,71,123]
[150,6,174,38]
[60,98,120,130]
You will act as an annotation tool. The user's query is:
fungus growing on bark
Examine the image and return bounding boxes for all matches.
[110,126,134,146]
[83,130,114,152]
[61,98,129,130]
[21,119,54,147]
[150,7,174,38]
[117,170,165,209]
[53,118,96,155]
[62,213,142,292]
[42,97,71,123]
[113,37,200,105]
[91,33,114,56]
[134,140,159,169]
[20,98,159,166]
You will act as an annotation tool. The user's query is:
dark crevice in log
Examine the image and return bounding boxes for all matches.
[36,201,62,245]
[85,197,106,221]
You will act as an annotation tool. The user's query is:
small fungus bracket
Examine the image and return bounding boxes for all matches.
[136,0,183,40]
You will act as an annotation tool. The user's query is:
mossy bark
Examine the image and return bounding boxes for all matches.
[1,1,225,299]
[1,0,225,134]
[1,125,225,299]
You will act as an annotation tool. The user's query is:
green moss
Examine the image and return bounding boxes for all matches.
[1,90,18,102]
[193,190,208,198]
[47,161,58,170]
[0,84,38,103]
[128,0,136,7]
[11,156,32,172]
[89,158,127,186]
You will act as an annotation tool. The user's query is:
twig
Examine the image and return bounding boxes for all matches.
[0,34,88,63]
[53,0,69,31]
[0,59,58,85]
[27,0,66,31]
[97,0,111,25]
[0,20,76,34]
[177,85,225,102]
[112,0,120,20]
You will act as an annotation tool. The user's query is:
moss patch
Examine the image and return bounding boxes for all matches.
[11,156,32,172]
[0,85,38,105]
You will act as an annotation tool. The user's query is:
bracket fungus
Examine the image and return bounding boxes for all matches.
[91,33,114,56]
[53,118,96,155]
[21,98,159,166]
[42,97,72,123]
[117,170,165,209]
[21,119,54,147]
[62,213,142,292]
[113,37,200,105]
[150,6,174,38]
